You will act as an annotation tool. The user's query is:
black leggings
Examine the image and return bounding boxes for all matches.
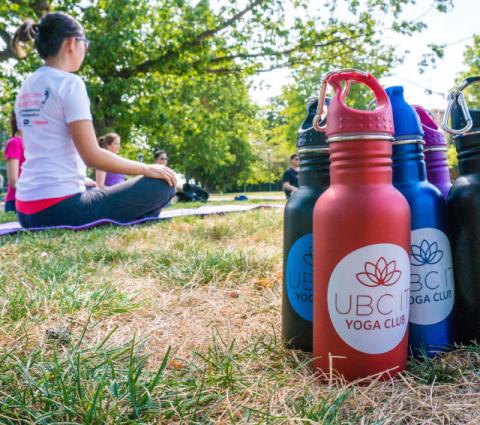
[4,200,16,213]
[17,176,175,228]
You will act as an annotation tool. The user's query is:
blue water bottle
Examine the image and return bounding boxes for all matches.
[387,86,455,357]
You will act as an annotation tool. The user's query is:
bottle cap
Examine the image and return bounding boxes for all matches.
[412,105,447,148]
[315,69,394,142]
[297,97,328,148]
[385,86,424,141]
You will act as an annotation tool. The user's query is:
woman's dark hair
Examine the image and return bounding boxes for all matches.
[154,149,166,160]
[98,133,120,149]
[10,111,18,137]
[12,12,83,60]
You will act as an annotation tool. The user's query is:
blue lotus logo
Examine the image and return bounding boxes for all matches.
[303,246,313,266]
[410,239,443,266]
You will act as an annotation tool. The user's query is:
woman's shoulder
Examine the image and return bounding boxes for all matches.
[59,72,88,96]
[19,67,84,93]
[32,67,86,88]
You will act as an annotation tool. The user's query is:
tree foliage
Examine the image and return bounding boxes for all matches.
[0,0,452,190]
[459,34,480,105]
[262,0,451,180]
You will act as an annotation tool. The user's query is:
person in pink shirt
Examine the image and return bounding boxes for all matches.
[4,112,25,212]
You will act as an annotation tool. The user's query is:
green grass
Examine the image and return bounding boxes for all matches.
[0,323,360,424]
[0,206,478,423]
[0,211,16,223]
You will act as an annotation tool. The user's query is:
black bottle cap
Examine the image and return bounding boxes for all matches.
[451,104,480,134]
[297,97,329,148]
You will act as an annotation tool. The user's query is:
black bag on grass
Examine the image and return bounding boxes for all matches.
[177,183,209,202]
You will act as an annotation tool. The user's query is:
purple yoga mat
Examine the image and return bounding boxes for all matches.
[0,204,284,237]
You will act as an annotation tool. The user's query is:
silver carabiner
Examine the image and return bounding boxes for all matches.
[313,77,330,132]
[367,97,377,111]
[442,77,480,135]
[443,91,473,135]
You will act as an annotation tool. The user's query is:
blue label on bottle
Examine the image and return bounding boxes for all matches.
[286,233,313,321]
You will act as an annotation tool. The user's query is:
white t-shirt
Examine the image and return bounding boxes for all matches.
[14,66,92,201]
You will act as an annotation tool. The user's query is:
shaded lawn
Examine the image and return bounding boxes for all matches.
[0,208,479,424]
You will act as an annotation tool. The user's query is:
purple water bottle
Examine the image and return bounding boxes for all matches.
[412,105,452,199]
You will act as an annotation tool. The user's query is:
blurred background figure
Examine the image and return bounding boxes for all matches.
[3,111,25,212]
[282,153,299,199]
[154,149,168,166]
[96,133,125,189]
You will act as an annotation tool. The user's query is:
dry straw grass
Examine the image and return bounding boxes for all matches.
[44,277,480,421]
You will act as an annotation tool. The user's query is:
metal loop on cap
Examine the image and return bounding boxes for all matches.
[462,130,480,137]
[298,146,329,154]
[424,146,447,152]
[313,68,369,132]
[443,77,480,135]
[326,133,394,143]
[392,139,426,146]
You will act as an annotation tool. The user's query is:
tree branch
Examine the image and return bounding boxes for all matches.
[202,39,371,76]
[130,29,376,78]
[207,31,374,65]
[194,0,265,43]
[113,0,267,79]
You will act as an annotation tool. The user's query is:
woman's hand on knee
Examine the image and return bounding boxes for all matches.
[143,165,177,187]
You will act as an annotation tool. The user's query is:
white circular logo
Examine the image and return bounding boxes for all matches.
[409,228,454,325]
[327,244,410,354]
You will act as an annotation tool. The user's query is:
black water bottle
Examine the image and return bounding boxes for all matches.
[444,77,480,345]
[282,97,330,352]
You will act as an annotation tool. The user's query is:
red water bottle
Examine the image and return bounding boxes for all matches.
[312,70,411,381]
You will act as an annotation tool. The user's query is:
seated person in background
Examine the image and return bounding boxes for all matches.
[153,149,207,202]
[154,149,168,166]
[154,148,179,191]
[3,111,25,212]
[96,133,125,188]
[282,153,299,199]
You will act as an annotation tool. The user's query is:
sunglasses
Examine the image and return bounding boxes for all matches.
[159,157,168,160]
[75,36,90,49]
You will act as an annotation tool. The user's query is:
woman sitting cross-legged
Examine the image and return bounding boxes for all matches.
[12,13,176,228]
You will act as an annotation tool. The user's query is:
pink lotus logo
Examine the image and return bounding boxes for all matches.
[356,257,402,287]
